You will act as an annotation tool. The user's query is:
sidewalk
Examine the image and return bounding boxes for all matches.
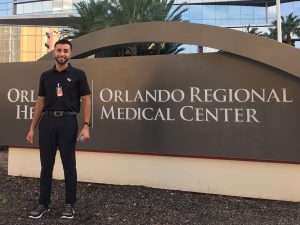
[0,150,299,225]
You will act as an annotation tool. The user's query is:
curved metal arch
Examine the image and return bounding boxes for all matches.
[40,22,300,78]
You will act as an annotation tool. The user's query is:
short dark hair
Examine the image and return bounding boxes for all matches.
[54,39,72,50]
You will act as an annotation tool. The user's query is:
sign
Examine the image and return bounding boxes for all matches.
[1,52,300,162]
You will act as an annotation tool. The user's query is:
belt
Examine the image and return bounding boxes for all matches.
[43,111,77,117]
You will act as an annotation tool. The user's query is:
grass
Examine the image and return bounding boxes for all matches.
[0,195,7,204]
[0,146,8,151]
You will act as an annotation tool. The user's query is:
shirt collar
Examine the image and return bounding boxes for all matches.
[52,63,72,72]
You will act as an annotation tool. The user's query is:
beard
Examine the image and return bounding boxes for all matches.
[55,56,69,65]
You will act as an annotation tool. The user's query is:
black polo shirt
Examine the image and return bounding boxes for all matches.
[38,63,91,113]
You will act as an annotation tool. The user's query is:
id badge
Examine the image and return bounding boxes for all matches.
[56,83,63,97]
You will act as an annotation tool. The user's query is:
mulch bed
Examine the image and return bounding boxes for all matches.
[0,149,300,225]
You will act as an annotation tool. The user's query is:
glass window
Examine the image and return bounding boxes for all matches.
[61,9,73,14]
[190,5,203,20]
[228,6,240,19]
[53,0,63,11]
[203,47,219,53]
[174,0,186,3]
[36,35,43,52]
[253,6,265,19]
[63,0,73,10]
[0,40,4,49]
[227,19,240,26]
[0,2,9,16]
[281,2,293,16]
[72,0,81,9]
[13,39,19,49]
[0,54,4,63]
[254,19,267,25]
[179,44,189,54]
[190,19,203,24]
[43,1,53,12]
[294,1,300,16]
[203,0,218,2]
[0,3,8,10]
[3,39,9,48]
[42,27,50,36]
[72,0,81,4]
[12,27,20,36]
[0,11,7,16]
[203,19,216,26]
[215,20,223,26]
[240,19,254,26]
[213,19,228,26]
[4,27,10,33]
[23,3,33,14]
[268,5,276,20]
[169,5,189,20]
[33,2,43,13]
[12,53,20,62]
[7,8,13,16]
[203,6,215,20]
[181,6,190,21]
[4,52,10,60]
[35,27,42,36]
[20,52,36,62]
[215,5,228,20]
[241,6,253,19]
[25,27,39,36]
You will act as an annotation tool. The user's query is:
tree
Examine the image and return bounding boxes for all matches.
[245,25,264,36]
[267,13,300,45]
[63,0,111,38]
[64,0,188,56]
[95,0,186,27]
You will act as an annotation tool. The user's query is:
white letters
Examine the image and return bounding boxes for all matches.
[16,105,34,119]
[8,87,292,123]
[282,88,293,102]
[99,88,113,102]
[100,106,175,121]
[179,107,260,123]
[96,87,294,123]
[7,88,37,103]
[190,87,203,102]
[7,89,36,120]
[8,88,19,102]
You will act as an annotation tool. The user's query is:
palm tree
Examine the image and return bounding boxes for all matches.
[62,0,111,38]
[245,25,264,36]
[267,13,300,45]
[64,0,187,56]
[95,0,186,27]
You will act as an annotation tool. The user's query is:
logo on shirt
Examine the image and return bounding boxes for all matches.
[67,78,72,82]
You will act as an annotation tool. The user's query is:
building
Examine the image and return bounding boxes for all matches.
[0,0,299,62]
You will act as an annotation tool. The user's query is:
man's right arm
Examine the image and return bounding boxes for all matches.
[26,96,45,143]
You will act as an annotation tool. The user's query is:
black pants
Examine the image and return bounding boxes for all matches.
[38,115,78,206]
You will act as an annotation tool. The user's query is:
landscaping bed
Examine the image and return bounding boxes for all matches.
[0,150,299,225]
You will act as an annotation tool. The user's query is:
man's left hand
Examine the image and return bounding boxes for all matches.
[77,126,90,142]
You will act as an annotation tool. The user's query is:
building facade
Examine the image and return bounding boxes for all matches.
[0,0,299,62]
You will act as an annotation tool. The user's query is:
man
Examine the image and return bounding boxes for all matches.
[26,39,91,219]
